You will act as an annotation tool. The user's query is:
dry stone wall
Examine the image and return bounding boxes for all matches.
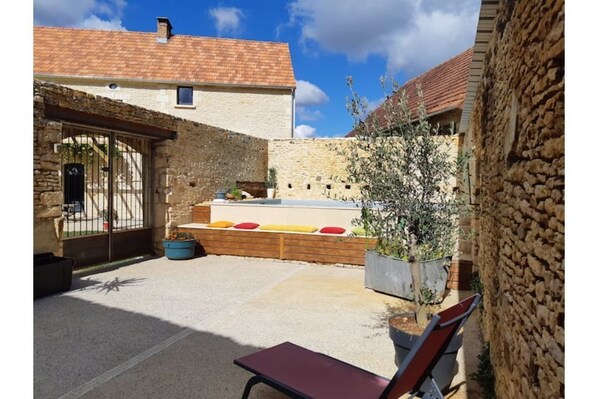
[34,80,267,256]
[465,1,564,398]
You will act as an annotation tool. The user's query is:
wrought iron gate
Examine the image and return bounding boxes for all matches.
[61,125,153,267]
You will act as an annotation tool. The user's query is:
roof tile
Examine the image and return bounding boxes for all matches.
[346,48,473,137]
[34,26,296,88]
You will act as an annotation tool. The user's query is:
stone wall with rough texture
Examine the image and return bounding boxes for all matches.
[465,1,564,398]
[269,136,459,201]
[153,121,267,251]
[41,77,293,139]
[34,80,267,256]
[34,94,65,255]
[268,138,362,201]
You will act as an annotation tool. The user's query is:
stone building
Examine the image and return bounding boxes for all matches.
[34,80,268,265]
[460,0,564,397]
[34,17,296,140]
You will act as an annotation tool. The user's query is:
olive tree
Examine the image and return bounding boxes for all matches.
[341,77,467,327]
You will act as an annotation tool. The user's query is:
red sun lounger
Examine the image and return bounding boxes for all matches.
[234,293,480,399]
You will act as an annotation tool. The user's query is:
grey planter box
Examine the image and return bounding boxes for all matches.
[364,250,450,301]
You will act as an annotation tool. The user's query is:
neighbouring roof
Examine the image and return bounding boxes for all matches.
[34,26,296,89]
[346,47,473,137]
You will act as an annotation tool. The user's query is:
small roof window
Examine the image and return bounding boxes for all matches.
[108,83,119,89]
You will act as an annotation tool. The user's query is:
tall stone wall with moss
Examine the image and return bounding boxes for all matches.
[465,1,564,397]
[34,80,267,256]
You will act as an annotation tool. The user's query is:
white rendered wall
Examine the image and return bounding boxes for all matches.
[42,77,293,139]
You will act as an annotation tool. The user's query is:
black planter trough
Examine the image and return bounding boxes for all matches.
[34,253,74,299]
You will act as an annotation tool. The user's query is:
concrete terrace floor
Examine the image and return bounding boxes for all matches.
[34,255,483,399]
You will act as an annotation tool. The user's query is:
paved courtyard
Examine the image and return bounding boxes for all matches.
[34,255,482,398]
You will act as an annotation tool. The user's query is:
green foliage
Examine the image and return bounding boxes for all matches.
[470,271,485,312]
[471,342,496,399]
[340,77,467,262]
[63,142,122,163]
[419,286,439,306]
[229,186,243,200]
[470,271,484,295]
[100,208,118,222]
[266,167,278,189]
[166,226,195,241]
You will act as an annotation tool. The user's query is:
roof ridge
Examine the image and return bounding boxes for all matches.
[33,25,289,46]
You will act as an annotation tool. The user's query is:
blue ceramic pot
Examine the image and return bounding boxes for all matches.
[215,191,226,200]
[163,239,196,260]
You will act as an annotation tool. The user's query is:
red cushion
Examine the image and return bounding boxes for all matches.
[319,226,346,234]
[234,222,260,230]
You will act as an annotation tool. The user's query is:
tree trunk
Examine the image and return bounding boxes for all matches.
[409,234,428,329]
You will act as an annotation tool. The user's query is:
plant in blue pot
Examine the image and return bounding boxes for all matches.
[163,226,196,260]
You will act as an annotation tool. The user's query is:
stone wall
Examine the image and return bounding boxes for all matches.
[268,138,362,201]
[465,1,564,397]
[34,80,268,256]
[269,136,460,201]
[34,94,65,255]
[42,77,293,139]
[153,121,268,252]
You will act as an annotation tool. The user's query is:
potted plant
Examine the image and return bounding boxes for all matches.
[100,208,118,231]
[215,188,227,201]
[266,167,278,198]
[341,77,468,392]
[226,185,243,200]
[162,226,196,260]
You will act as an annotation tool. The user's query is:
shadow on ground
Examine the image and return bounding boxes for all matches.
[34,294,286,399]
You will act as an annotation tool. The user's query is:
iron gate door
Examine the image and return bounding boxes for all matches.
[61,126,153,268]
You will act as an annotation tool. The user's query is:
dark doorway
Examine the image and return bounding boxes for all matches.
[64,163,85,213]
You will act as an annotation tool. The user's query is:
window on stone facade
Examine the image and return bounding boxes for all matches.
[108,83,119,89]
[177,86,193,105]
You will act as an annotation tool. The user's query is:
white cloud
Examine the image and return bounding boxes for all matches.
[364,96,386,114]
[296,106,323,122]
[296,80,329,106]
[34,0,127,30]
[209,7,245,37]
[79,15,126,31]
[288,0,480,76]
[295,124,317,138]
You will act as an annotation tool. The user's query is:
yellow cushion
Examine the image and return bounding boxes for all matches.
[259,224,318,233]
[207,220,234,228]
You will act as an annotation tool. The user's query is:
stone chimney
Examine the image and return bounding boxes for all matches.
[156,17,172,43]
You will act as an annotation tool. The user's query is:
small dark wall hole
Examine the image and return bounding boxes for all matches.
[345,184,351,189]
[288,183,292,189]
[326,184,332,190]
[307,184,311,190]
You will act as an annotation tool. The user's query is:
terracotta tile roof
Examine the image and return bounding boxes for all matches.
[346,48,472,137]
[34,26,296,88]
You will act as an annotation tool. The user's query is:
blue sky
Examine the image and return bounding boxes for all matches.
[33,0,481,137]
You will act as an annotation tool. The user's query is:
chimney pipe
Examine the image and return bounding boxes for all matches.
[156,17,172,43]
